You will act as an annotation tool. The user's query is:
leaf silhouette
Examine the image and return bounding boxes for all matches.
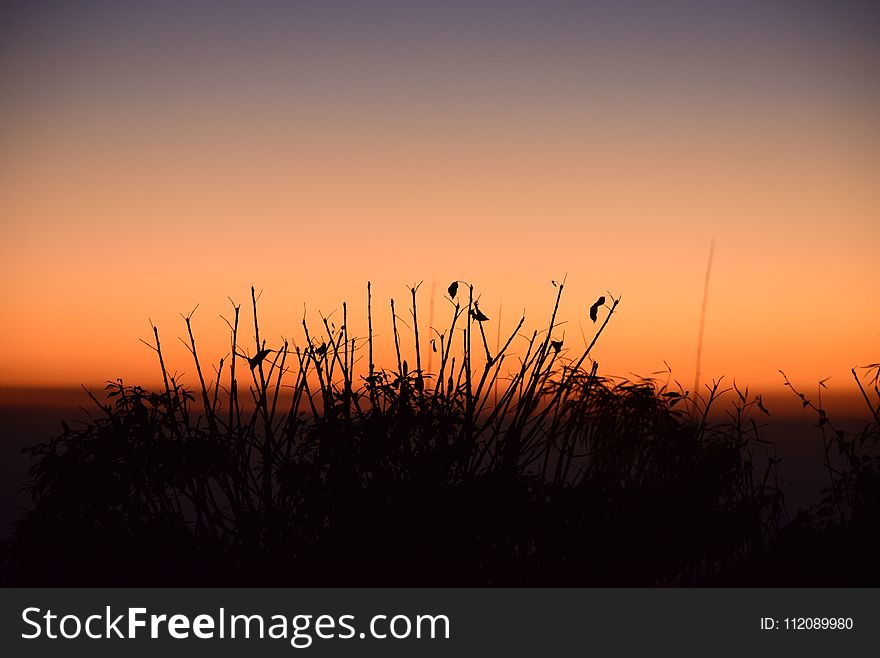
[589,296,605,323]
[470,305,489,322]
[448,281,458,298]
[237,348,273,370]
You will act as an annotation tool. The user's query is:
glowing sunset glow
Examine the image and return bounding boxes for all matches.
[1,0,878,402]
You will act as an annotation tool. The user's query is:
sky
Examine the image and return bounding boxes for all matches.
[1,0,878,405]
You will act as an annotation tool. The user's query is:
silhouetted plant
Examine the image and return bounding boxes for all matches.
[718,367,880,585]
[3,281,785,585]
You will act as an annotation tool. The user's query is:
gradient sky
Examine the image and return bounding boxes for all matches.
[1,0,878,401]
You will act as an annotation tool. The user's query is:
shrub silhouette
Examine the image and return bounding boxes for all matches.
[721,367,880,584]
[2,282,793,585]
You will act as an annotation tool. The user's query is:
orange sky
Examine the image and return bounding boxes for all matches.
[1,1,878,403]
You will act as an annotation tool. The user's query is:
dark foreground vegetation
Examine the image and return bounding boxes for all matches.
[2,283,878,585]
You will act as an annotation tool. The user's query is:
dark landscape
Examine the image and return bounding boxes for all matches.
[2,284,877,586]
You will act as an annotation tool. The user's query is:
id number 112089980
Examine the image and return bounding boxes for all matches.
[760,617,853,631]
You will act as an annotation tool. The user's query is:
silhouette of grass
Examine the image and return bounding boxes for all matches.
[6,281,870,586]
[708,366,880,585]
